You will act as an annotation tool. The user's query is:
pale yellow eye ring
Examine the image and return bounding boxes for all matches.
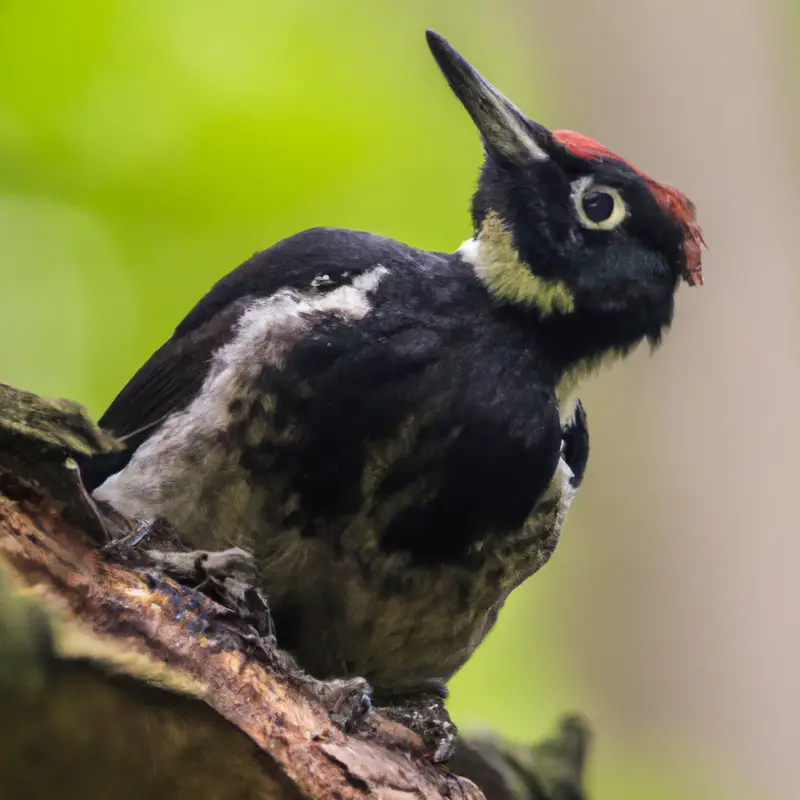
[572,179,628,231]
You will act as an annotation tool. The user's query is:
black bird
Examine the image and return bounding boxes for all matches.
[85,31,704,759]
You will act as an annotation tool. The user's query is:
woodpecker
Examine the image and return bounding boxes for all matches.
[84,31,704,760]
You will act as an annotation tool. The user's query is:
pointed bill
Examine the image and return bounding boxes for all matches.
[426,30,551,165]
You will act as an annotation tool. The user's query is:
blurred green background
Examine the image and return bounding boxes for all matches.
[2,2,798,798]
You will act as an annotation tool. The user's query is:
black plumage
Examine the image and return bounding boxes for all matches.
[84,31,703,756]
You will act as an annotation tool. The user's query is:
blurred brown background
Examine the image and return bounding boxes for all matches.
[1,1,796,797]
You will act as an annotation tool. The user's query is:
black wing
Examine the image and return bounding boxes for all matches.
[80,299,252,491]
[98,298,249,440]
[82,227,443,490]
[171,227,442,340]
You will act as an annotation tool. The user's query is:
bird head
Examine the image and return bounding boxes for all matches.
[427,31,704,354]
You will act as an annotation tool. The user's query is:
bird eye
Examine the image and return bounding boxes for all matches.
[573,181,627,231]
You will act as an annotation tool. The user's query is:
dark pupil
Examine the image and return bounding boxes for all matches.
[582,190,615,223]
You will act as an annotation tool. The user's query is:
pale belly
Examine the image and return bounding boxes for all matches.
[96,429,576,688]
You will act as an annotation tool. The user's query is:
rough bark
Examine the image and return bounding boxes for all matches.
[0,381,591,799]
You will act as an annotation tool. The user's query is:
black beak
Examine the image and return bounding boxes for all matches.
[426,30,553,166]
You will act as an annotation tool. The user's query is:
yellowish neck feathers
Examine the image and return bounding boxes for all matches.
[459,212,575,317]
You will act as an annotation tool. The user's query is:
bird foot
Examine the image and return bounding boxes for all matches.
[300,676,374,732]
[101,517,175,560]
[561,398,589,488]
[374,684,458,763]
[143,546,256,583]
